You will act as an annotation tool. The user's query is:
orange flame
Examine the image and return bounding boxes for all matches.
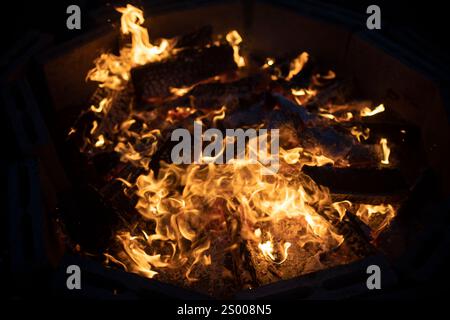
[360,104,385,117]
[226,30,246,68]
[380,138,390,165]
[286,52,309,81]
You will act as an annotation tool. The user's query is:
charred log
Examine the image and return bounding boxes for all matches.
[132,44,237,101]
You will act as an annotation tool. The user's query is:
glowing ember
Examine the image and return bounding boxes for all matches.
[170,86,194,97]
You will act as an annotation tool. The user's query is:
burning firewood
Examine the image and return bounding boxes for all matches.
[152,74,270,112]
[132,44,237,101]
[64,4,411,298]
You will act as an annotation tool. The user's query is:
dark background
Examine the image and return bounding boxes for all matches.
[2,0,450,61]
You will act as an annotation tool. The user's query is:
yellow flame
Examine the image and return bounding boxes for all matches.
[117,4,172,66]
[95,134,105,147]
[380,138,390,164]
[226,30,245,68]
[68,127,76,136]
[351,127,370,142]
[319,113,336,120]
[318,70,336,80]
[286,52,308,81]
[356,204,396,237]
[110,144,347,278]
[212,106,227,126]
[90,121,98,135]
[87,5,173,91]
[257,232,291,264]
[291,88,317,97]
[170,86,192,97]
[360,104,385,117]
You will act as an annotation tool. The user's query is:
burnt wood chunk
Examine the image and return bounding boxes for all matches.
[132,45,237,101]
[149,75,269,112]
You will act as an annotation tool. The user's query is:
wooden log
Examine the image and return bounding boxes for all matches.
[169,74,269,111]
[132,44,237,101]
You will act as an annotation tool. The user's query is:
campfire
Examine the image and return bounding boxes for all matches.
[67,4,399,298]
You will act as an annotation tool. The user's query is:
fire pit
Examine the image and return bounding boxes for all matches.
[4,0,450,300]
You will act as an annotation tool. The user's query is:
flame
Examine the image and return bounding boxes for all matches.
[318,113,336,120]
[351,127,370,142]
[318,70,336,80]
[117,4,172,66]
[68,127,76,136]
[291,88,317,97]
[286,52,309,81]
[360,103,385,117]
[332,200,352,221]
[90,120,98,134]
[212,106,227,126]
[226,30,246,68]
[262,57,275,69]
[87,4,173,91]
[292,88,317,105]
[91,97,112,115]
[170,86,193,97]
[317,107,354,123]
[257,232,291,264]
[379,138,390,165]
[95,134,105,148]
[355,204,396,237]
[111,144,347,279]
[312,70,336,86]
[75,4,399,291]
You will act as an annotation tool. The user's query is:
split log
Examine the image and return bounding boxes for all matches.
[163,74,269,112]
[132,44,237,101]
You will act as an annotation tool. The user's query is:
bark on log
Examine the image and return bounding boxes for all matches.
[132,44,237,101]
